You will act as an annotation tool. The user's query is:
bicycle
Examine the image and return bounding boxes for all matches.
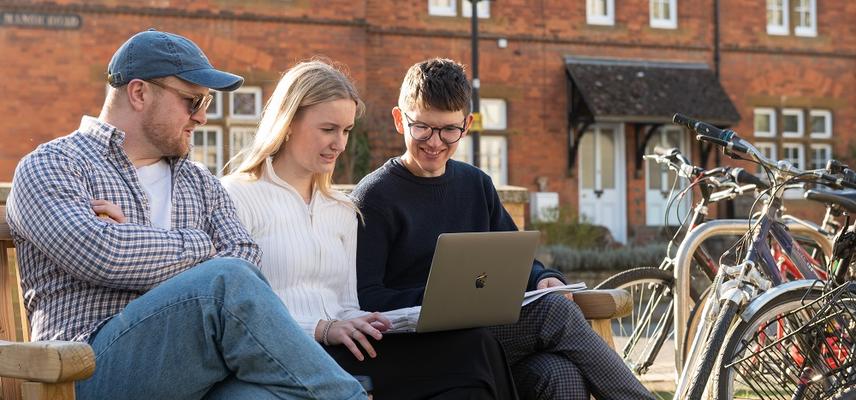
[596,148,764,375]
[716,212,856,399]
[669,113,856,400]
[595,148,838,378]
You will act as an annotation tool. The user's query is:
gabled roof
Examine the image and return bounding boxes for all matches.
[565,56,740,126]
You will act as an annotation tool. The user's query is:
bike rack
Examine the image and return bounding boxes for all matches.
[672,219,833,372]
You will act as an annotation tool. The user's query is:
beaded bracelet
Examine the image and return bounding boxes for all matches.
[322,319,338,346]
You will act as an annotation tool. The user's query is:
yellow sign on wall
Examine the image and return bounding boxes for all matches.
[470,112,483,131]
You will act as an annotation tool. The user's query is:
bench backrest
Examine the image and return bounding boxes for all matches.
[0,206,29,399]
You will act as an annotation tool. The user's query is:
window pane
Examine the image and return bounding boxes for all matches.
[452,135,472,164]
[233,93,256,116]
[783,114,798,133]
[767,0,784,25]
[429,0,457,16]
[601,129,615,189]
[811,146,830,170]
[811,115,825,133]
[479,136,506,185]
[646,140,662,190]
[461,0,490,18]
[755,113,770,133]
[480,99,507,130]
[192,128,221,175]
[783,144,803,169]
[755,143,776,175]
[224,127,253,172]
[580,133,595,190]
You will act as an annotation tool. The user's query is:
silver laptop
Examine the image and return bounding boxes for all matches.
[412,230,540,333]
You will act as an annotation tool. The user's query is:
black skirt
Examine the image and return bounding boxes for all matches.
[325,328,518,400]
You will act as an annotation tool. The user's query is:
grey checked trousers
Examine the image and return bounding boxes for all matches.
[489,293,654,400]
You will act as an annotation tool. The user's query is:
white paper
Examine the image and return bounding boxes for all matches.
[380,306,421,333]
[522,283,587,307]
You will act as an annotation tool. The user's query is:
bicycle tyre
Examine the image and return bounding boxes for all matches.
[686,299,740,400]
[714,287,825,400]
[682,286,711,362]
[595,268,689,375]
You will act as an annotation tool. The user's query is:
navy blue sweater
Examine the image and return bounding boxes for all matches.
[352,158,566,312]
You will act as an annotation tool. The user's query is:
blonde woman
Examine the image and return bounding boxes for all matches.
[221,60,516,400]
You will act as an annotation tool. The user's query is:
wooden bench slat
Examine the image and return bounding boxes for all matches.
[572,289,632,320]
[0,340,94,383]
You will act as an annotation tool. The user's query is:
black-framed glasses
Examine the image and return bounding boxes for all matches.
[403,112,467,144]
[145,79,214,115]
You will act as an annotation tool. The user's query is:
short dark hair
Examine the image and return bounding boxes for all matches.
[398,58,471,115]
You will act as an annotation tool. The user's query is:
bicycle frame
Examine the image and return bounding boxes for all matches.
[675,205,831,398]
[672,218,833,371]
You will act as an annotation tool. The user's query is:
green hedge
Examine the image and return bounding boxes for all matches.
[542,243,668,273]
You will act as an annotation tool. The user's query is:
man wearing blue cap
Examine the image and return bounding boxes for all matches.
[6,30,367,399]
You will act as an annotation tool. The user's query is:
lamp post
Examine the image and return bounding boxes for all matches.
[470,0,483,168]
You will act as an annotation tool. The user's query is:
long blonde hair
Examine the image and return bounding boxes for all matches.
[229,60,365,208]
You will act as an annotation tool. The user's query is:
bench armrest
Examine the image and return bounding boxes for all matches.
[0,340,95,383]
[571,289,632,320]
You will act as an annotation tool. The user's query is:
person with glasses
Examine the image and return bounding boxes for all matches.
[6,30,367,399]
[222,60,517,400]
[351,58,654,400]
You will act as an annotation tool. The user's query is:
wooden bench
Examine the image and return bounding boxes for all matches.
[0,205,631,399]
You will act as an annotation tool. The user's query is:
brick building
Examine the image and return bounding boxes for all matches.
[1,0,853,243]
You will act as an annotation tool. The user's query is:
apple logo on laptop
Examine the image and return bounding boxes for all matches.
[475,273,488,289]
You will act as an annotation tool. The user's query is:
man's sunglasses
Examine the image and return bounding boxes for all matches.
[145,79,214,115]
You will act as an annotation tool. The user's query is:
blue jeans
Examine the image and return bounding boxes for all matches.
[75,257,366,400]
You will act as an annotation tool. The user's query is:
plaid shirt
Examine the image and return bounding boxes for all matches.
[6,117,261,342]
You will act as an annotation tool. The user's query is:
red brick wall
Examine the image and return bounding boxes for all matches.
[1,0,854,241]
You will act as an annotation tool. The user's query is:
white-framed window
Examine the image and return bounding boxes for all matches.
[754,108,776,137]
[228,127,256,173]
[754,142,777,175]
[781,108,804,138]
[810,144,832,170]
[206,91,223,119]
[650,0,677,29]
[782,143,805,199]
[479,98,507,131]
[192,127,223,176]
[587,0,614,26]
[428,0,457,16]
[782,143,805,169]
[809,110,832,138]
[767,0,789,35]
[461,0,490,18]
[453,135,508,185]
[229,87,263,120]
[794,0,817,37]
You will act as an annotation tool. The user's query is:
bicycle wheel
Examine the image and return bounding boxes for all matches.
[686,299,741,400]
[595,267,700,375]
[714,287,827,400]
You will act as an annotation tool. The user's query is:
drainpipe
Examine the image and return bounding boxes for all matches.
[714,0,721,80]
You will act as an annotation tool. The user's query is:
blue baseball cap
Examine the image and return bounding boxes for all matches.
[107,29,244,91]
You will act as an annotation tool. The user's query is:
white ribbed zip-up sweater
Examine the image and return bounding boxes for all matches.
[222,158,368,336]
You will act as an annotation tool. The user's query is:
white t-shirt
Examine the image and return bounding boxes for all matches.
[137,160,172,229]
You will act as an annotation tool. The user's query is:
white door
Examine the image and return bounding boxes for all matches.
[645,127,690,226]
[578,124,627,243]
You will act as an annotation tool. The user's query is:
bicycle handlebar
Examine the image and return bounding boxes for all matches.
[672,113,856,190]
[730,168,771,191]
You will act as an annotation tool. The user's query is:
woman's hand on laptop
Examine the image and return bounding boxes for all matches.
[537,277,572,300]
[326,313,392,361]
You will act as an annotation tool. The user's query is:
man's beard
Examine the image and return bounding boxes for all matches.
[142,107,191,158]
